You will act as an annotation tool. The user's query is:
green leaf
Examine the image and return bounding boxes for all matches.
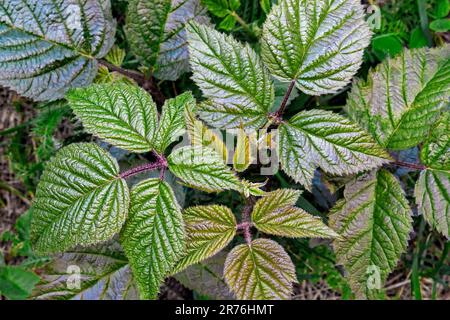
[371,34,403,60]
[409,27,428,49]
[32,240,139,300]
[218,14,236,31]
[224,238,296,300]
[251,189,339,238]
[346,45,450,150]
[415,114,450,238]
[435,0,450,18]
[173,205,236,273]
[279,109,390,190]
[154,92,196,153]
[31,143,129,254]
[261,0,371,95]
[187,22,274,129]
[202,0,230,17]
[67,83,158,153]
[329,170,413,299]
[233,126,253,172]
[168,146,242,192]
[0,0,116,101]
[126,0,209,81]
[260,0,272,14]
[185,107,229,162]
[430,19,450,33]
[0,266,40,300]
[415,170,449,239]
[121,178,185,299]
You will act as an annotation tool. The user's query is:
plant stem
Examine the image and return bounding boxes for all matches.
[271,79,297,122]
[230,11,256,38]
[98,60,165,106]
[119,154,168,179]
[240,196,255,245]
[417,0,433,47]
[391,161,426,171]
[411,217,426,300]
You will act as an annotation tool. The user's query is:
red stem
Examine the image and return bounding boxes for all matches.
[239,197,255,245]
[119,154,168,179]
[391,161,426,171]
[274,79,296,118]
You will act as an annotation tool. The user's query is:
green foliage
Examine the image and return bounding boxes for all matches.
[0,0,449,301]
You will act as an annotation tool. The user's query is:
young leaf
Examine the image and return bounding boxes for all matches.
[185,108,229,162]
[121,178,185,299]
[0,0,116,101]
[168,146,242,192]
[415,114,450,238]
[261,0,371,95]
[329,170,413,299]
[233,126,253,172]
[126,0,209,80]
[154,92,196,153]
[251,189,338,238]
[173,205,236,273]
[346,45,450,150]
[187,22,274,128]
[67,84,158,153]
[0,266,40,300]
[224,238,296,300]
[279,109,390,190]
[31,143,129,254]
[32,240,139,300]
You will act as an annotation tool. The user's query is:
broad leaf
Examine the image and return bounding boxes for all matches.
[168,146,242,192]
[261,0,371,95]
[224,238,296,300]
[154,92,196,153]
[121,178,185,299]
[126,0,209,80]
[185,107,229,162]
[233,126,253,172]
[173,205,236,273]
[32,240,139,300]
[251,189,339,238]
[31,143,129,254]
[67,84,158,153]
[415,114,450,238]
[0,0,116,101]
[174,251,235,299]
[187,22,274,129]
[279,109,390,190]
[346,45,450,150]
[329,170,413,299]
[0,266,39,300]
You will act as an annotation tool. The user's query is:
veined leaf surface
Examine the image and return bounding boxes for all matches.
[261,0,371,95]
[0,0,116,101]
[31,143,129,254]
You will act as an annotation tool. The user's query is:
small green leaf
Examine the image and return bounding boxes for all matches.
[0,266,39,300]
[261,0,371,95]
[185,108,229,162]
[420,113,449,170]
[260,0,272,14]
[279,109,390,190]
[154,92,196,153]
[329,170,413,299]
[251,189,339,238]
[346,45,450,150]
[224,238,296,300]
[218,14,236,31]
[31,143,129,254]
[105,46,126,67]
[173,205,236,273]
[121,179,185,299]
[430,19,450,33]
[371,34,403,60]
[67,84,158,153]
[168,146,242,192]
[435,0,450,18]
[409,27,428,49]
[233,126,253,172]
[202,0,230,17]
[187,22,274,129]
